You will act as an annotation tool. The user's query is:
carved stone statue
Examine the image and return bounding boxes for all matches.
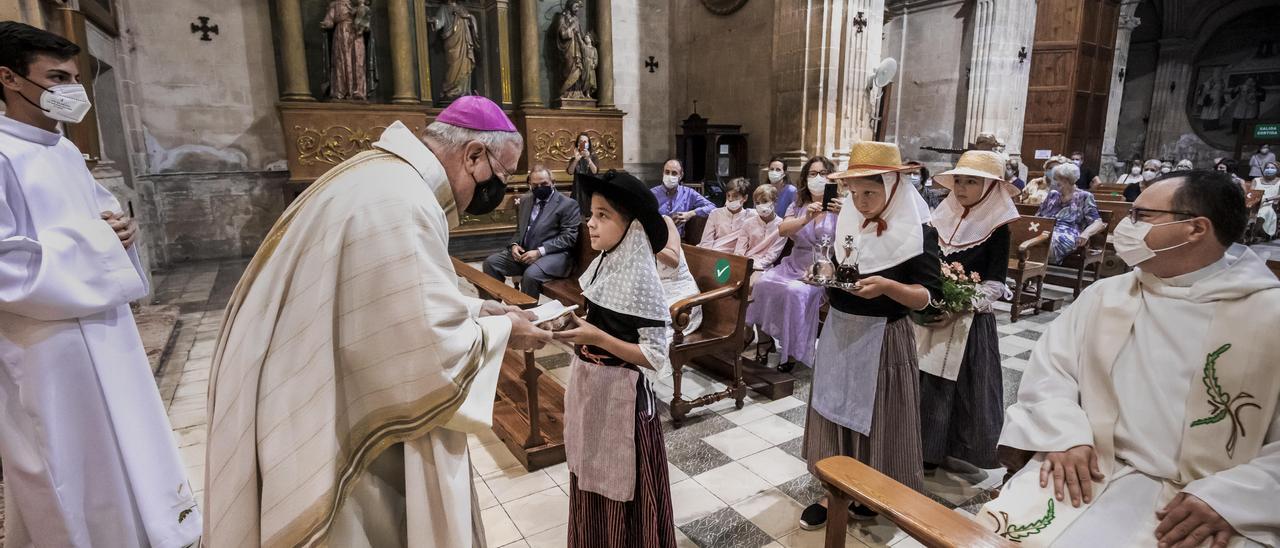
[321,0,369,100]
[431,0,479,100]
[555,0,593,100]
[582,32,598,98]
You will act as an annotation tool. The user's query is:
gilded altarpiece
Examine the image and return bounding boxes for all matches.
[273,0,623,237]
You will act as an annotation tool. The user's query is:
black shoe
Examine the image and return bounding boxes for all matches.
[776,359,797,373]
[923,461,940,476]
[799,503,827,530]
[849,503,879,521]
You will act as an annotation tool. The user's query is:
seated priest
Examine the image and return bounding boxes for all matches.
[698,177,756,253]
[653,158,714,236]
[984,170,1280,547]
[483,163,580,297]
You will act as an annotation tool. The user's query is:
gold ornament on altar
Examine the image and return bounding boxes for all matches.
[296,124,415,166]
[532,129,618,164]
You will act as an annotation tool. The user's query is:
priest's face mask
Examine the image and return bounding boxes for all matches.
[586,194,629,251]
[462,140,518,215]
[848,177,888,218]
[1120,180,1213,271]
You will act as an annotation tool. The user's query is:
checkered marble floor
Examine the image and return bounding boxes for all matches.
[145,259,1077,548]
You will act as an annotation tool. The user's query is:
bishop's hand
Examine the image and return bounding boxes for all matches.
[101,211,138,249]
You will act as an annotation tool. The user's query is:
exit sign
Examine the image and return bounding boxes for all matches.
[1256,124,1280,139]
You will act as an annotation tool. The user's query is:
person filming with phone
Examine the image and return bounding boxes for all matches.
[568,132,598,217]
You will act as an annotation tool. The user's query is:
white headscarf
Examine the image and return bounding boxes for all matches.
[579,220,670,322]
[834,172,929,274]
[931,179,1019,256]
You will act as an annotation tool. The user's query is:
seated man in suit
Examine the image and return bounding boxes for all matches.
[483,164,579,297]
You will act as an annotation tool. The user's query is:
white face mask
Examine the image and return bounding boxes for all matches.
[755,202,775,218]
[909,173,922,184]
[662,174,679,189]
[726,199,744,212]
[1130,166,1142,175]
[1161,166,1172,173]
[1141,170,1158,181]
[807,175,827,196]
[1112,217,1193,267]
[1265,168,1278,178]
[18,75,92,124]
[767,170,785,183]
[1073,159,1083,166]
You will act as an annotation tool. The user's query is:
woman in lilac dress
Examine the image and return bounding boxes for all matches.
[746,156,838,372]
[1035,162,1104,264]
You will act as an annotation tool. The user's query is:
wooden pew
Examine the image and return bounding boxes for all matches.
[1093,200,1133,278]
[1268,259,1280,279]
[451,257,566,471]
[1005,216,1056,322]
[1015,203,1039,217]
[816,456,1016,548]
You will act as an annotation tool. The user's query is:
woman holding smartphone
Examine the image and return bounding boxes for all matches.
[568,132,598,217]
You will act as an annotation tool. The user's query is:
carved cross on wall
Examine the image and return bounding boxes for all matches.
[853,11,867,34]
[191,16,219,41]
[645,56,659,73]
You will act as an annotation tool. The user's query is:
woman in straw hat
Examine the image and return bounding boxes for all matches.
[798,142,942,530]
[917,150,1021,479]
[552,171,678,547]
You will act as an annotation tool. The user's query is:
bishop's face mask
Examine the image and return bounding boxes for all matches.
[466,149,508,216]
[14,72,92,124]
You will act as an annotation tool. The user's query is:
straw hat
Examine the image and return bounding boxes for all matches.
[829,141,914,179]
[932,150,1021,197]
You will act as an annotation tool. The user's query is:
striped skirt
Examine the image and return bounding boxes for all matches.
[802,316,925,493]
[567,382,676,548]
[919,312,1004,468]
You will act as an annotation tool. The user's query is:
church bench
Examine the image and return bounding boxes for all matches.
[815,456,1017,548]
[1267,259,1280,279]
[682,214,709,246]
[1005,216,1056,322]
[1015,203,1039,217]
[451,257,566,471]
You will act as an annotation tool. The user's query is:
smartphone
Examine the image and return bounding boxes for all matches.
[822,183,839,211]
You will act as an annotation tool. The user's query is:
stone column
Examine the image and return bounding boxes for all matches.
[275,0,314,101]
[595,0,615,108]
[963,0,1037,158]
[1098,2,1142,182]
[388,0,418,104]
[770,0,886,168]
[518,0,542,108]
[1143,38,1195,160]
[485,0,515,106]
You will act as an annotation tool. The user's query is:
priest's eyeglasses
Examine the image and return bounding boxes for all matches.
[1127,207,1197,223]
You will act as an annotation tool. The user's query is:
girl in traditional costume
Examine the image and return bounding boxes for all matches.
[918,150,1020,477]
[799,142,942,529]
[553,171,677,547]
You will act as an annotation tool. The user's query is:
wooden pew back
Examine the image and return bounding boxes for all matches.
[1006,216,1056,264]
[1015,202,1039,217]
[677,244,753,342]
[1094,200,1131,237]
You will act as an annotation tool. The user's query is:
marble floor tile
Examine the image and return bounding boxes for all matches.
[473,441,521,475]
[468,427,501,449]
[498,541,530,548]
[524,523,568,548]
[679,506,775,548]
[481,506,522,548]
[759,395,806,414]
[721,404,776,426]
[668,461,690,483]
[739,447,810,486]
[543,462,570,486]
[670,478,729,526]
[775,474,825,507]
[702,426,773,460]
[777,436,805,460]
[849,515,910,548]
[776,527,868,548]
[504,487,569,538]
[483,466,556,504]
[741,415,806,445]
[732,487,805,539]
[675,527,699,548]
[1001,357,1030,372]
[1002,368,1024,408]
[475,478,499,510]
[666,438,733,478]
[693,461,773,505]
[547,366,572,387]
[776,405,810,427]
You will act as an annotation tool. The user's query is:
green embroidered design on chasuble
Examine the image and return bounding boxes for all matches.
[1189,343,1261,458]
[988,498,1056,542]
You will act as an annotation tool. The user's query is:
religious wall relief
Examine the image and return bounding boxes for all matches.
[1186,7,1280,152]
[431,0,480,100]
[553,0,597,108]
[321,0,378,100]
[531,128,618,163]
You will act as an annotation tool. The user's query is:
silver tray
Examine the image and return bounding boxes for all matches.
[800,276,861,291]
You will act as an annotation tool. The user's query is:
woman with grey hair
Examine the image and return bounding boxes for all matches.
[1123,159,1162,202]
[1035,162,1104,264]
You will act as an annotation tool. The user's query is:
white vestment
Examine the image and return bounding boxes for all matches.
[0,116,200,547]
[993,247,1280,547]
[203,121,510,547]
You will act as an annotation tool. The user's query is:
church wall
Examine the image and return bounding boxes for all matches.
[668,0,776,175]
[613,0,672,183]
[1114,40,1158,163]
[116,0,290,265]
[883,1,969,172]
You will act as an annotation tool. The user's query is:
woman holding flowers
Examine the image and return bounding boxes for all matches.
[918,150,1020,477]
[797,142,942,530]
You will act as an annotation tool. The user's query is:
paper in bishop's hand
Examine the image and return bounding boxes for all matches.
[531,301,579,326]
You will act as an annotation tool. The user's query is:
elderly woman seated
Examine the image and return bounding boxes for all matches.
[1035,162,1104,264]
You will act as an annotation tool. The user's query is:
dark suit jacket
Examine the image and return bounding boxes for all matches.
[510,190,580,277]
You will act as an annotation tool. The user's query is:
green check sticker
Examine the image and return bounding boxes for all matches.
[715,258,731,284]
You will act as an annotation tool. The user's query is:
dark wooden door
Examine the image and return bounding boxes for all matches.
[1021,0,1120,175]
